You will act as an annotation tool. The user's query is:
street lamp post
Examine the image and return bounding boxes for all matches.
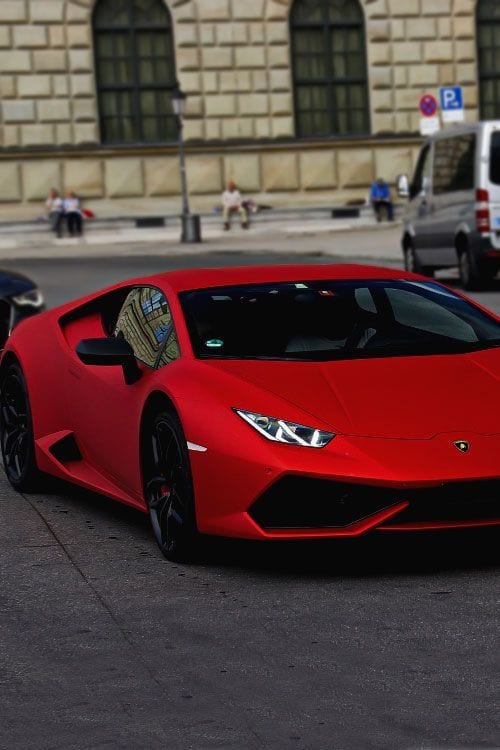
[171,84,201,243]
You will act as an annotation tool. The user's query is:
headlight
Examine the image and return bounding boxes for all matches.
[235,409,335,448]
[12,289,44,307]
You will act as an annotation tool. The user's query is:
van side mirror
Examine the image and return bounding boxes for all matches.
[396,174,410,198]
[76,337,142,385]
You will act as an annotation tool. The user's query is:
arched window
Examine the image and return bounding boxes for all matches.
[93,0,177,144]
[291,0,369,138]
[477,0,500,119]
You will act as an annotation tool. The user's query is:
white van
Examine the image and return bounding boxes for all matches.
[398,121,500,289]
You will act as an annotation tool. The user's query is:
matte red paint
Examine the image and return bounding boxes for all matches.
[3,263,500,540]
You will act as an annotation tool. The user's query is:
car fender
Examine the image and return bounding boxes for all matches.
[1,310,71,442]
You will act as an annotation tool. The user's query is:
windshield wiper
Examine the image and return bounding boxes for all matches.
[198,339,500,361]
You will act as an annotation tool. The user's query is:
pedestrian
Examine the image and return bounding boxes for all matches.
[64,190,83,236]
[369,177,394,222]
[221,181,249,230]
[45,187,65,237]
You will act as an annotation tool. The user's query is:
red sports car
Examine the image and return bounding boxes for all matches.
[1,264,500,561]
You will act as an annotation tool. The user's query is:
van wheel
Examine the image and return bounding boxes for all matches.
[404,242,434,277]
[458,248,489,290]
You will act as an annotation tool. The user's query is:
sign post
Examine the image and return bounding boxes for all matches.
[419,93,440,136]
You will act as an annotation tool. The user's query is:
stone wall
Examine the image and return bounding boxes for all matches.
[0,138,421,209]
[0,0,480,211]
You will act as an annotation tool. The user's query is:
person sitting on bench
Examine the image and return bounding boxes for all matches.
[222,181,249,230]
[46,187,64,237]
[63,190,83,237]
[369,178,394,222]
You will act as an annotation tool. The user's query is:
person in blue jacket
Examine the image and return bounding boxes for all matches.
[369,178,394,222]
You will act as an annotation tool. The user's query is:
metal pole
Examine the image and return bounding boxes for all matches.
[175,109,201,243]
[177,116,190,217]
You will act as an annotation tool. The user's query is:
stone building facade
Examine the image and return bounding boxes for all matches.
[0,0,484,216]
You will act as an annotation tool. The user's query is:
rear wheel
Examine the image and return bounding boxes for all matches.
[0,362,43,492]
[403,240,434,277]
[457,246,494,290]
[143,409,200,562]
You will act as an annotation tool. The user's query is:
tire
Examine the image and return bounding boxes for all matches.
[0,362,43,492]
[403,241,434,277]
[142,409,200,562]
[458,247,492,291]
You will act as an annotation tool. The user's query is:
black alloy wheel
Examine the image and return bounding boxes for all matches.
[0,363,41,492]
[144,410,200,562]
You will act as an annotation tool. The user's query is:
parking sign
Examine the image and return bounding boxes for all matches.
[439,86,464,122]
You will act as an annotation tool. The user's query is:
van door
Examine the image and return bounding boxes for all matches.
[485,128,500,248]
[421,133,476,268]
[407,143,433,255]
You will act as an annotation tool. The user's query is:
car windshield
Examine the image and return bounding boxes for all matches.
[179,279,500,361]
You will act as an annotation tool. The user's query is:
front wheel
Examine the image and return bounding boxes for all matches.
[0,362,43,492]
[143,409,200,562]
[403,241,434,277]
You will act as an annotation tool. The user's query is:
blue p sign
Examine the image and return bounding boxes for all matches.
[439,86,463,110]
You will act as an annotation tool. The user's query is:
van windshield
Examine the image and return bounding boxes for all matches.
[490,131,500,185]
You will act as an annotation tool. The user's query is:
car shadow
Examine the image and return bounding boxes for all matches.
[37,477,499,580]
[201,530,500,579]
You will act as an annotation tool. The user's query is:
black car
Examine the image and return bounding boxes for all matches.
[0,270,44,348]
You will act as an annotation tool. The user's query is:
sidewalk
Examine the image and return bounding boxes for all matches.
[0,206,403,261]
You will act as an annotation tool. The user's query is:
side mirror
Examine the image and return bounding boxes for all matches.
[396,173,410,198]
[76,337,142,385]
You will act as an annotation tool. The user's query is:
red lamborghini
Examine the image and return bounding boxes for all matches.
[1,264,500,561]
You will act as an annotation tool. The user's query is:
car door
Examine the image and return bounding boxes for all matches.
[69,285,180,493]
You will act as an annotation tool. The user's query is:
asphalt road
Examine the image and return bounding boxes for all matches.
[2,250,500,313]
[0,251,499,750]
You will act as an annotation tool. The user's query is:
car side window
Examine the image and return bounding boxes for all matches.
[114,286,180,369]
[410,144,431,199]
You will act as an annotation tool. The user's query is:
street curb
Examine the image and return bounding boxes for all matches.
[0,243,399,264]
[0,219,402,260]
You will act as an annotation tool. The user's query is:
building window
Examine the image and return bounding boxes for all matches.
[477,0,500,119]
[290,0,369,138]
[93,0,177,145]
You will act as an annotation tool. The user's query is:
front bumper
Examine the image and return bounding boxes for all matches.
[249,476,500,535]
[188,430,500,539]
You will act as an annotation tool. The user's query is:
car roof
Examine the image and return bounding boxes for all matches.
[152,264,417,294]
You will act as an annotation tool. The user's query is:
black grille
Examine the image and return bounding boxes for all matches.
[382,479,500,525]
[249,477,394,529]
[249,477,500,530]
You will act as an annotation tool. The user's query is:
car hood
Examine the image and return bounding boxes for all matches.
[206,349,500,439]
